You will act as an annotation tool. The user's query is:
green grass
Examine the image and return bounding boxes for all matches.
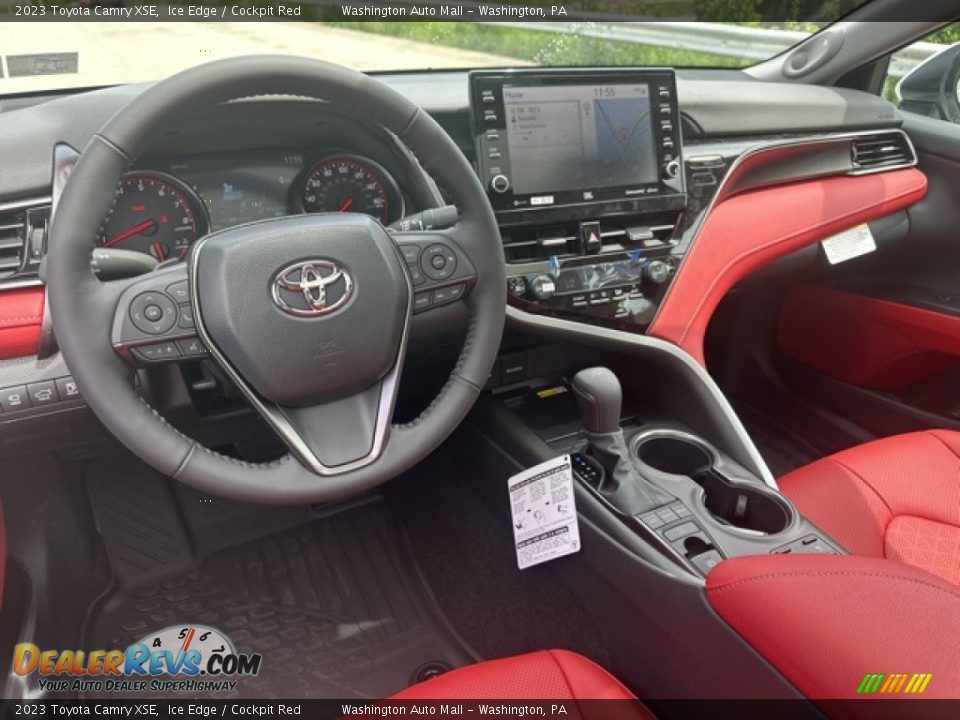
[332,22,749,69]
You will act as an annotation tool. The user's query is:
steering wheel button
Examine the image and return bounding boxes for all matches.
[400,245,421,264]
[133,341,181,362]
[130,292,177,335]
[432,284,465,306]
[178,305,196,329]
[166,280,190,303]
[408,265,426,286]
[421,243,457,281]
[413,291,432,313]
[178,337,209,357]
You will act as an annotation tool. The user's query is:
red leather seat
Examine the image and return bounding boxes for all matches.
[391,650,647,706]
[706,554,960,699]
[778,429,960,585]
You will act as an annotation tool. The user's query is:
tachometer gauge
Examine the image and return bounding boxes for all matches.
[98,172,208,261]
[297,155,404,224]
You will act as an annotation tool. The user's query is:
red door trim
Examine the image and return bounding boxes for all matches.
[648,168,928,365]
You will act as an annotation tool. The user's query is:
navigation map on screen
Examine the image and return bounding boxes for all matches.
[502,83,658,196]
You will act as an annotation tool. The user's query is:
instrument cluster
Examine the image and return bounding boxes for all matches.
[97,149,406,260]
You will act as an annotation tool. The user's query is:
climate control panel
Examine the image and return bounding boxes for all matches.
[508,251,679,327]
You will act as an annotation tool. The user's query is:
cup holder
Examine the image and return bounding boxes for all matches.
[634,433,792,535]
[634,435,713,476]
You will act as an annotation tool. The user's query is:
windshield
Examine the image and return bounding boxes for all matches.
[2,11,871,95]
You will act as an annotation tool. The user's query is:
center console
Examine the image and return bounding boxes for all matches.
[470,68,687,330]
[473,353,845,581]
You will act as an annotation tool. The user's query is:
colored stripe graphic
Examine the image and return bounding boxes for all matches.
[857,672,932,694]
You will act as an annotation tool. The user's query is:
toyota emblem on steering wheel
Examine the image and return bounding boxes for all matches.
[271,259,354,317]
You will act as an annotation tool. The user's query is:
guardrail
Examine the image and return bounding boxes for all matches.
[484,21,943,81]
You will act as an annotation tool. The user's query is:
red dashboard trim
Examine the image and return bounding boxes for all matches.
[0,287,44,360]
[648,168,928,365]
[779,285,960,391]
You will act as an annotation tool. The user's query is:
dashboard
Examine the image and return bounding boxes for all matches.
[98,149,407,261]
[0,67,919,437]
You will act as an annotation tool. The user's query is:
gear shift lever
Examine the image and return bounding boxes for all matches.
[571,367,623,434]
[572,367,673,514]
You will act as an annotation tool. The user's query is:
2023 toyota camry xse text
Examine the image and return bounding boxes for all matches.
[1,9,960,715]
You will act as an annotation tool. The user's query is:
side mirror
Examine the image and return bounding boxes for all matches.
[897,42,960,123]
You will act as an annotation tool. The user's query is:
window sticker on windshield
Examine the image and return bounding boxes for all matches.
[508,455,580,570]
[821,223,877,265]
[5,53,78,78]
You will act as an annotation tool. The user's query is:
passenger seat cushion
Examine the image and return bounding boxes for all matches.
[391,650,640,701]
[706,554,960,699]
[778,430,960,585]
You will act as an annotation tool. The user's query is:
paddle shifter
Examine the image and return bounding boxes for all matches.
[572,367,673,514]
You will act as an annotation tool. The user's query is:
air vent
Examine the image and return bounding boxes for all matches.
[501,212,679,264]
[851,132,916,173]
[0,202,49,280]
[0,210,27,279]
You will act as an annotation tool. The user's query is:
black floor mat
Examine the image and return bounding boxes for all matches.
[389,452,614,669]
[83,497,475,699]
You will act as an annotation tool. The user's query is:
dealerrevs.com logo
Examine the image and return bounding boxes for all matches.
[13,624,262,694]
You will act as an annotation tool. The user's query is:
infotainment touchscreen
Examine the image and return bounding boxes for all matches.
[502,83,659,195]
[470,69,685,218]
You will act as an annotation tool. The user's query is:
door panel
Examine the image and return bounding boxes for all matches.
[772,113,960,435]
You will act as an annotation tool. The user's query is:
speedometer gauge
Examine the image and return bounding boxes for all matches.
[98,172,208,261]
[297,155,404,224]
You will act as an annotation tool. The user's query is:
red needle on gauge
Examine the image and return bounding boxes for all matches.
[152,242,167,262]
[103,219,155,248]
[338,198,354,213]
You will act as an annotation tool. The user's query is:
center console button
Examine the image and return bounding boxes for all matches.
[490,174,510,194]
[691,550,724,575]
[55,376,81,400]
[507,277,527,297]
[655,507,679,523]
[640,511,666,530]
[500,352,528,383]
[529,274,556,301]
[664,522,699,542]
[27,381,59,407]
[0,385,30,412]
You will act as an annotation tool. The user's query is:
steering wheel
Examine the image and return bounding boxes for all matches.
[47,56,506,504]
